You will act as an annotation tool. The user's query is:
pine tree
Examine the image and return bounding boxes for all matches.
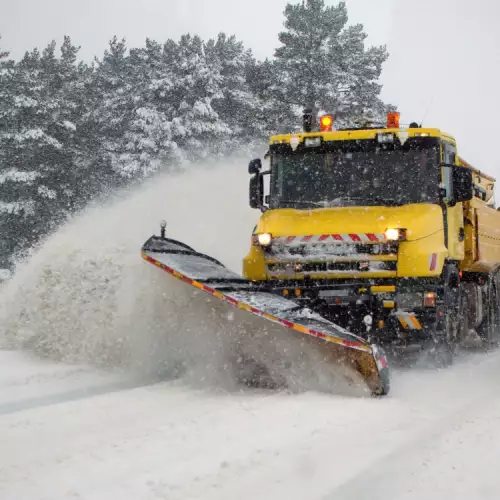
[0,38,96,264]
[205,33,256,143]
[90,36,135,173]
[36,39,81,215]
[0,37,18,268]
[0,37,14,139]
[274,0,391,125]
[0,37,15,185]
[56,36,102,204]
[246,57,297,137]
[165,34,230,159]
[0,47,45,262]
[112,38,180,178]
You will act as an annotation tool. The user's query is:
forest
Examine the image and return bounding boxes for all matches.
[0,0,393,270]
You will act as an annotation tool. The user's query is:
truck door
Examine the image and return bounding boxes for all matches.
[442,141,465,260]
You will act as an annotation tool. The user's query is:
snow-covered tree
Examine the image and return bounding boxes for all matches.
[89,37,135,174]
[164,35,230,158]
[205,33,256,142]
[246,57,297,137]
[110,38,182,178]
[55,37,106,204]
[0,38,18,267]
[0,47,46,258]
[112,35,231,177]
[0,38,96,263]
[0,37,14,140]
[274,0,392,125]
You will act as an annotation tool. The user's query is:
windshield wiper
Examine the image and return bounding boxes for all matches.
[278,198,404,208]
[278,200,326,208]
[368,197,404,207]
[332,197,404,207]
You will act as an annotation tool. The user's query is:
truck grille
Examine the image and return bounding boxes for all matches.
[267,243,398,259]
[267,261,397,273]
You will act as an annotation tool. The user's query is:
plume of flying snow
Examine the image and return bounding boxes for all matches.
[0,155,368,395]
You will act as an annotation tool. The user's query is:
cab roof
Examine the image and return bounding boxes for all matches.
[269,126,495,190]
[270,127,455,145]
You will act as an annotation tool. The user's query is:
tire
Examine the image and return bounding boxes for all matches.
[444,264,461,350]
[458,291,470,344]
[428,264,461,368]
[480,282,500,349]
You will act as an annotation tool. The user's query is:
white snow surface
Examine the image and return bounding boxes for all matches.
[1,349,500,500]
[1,157,500,499]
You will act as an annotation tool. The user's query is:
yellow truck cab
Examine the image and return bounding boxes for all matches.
[243,110,500,363]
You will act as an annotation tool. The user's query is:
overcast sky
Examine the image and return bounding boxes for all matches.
[1,0,499,178]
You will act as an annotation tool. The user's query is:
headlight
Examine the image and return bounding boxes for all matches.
[385,228,407,241]
[257,233,272,247]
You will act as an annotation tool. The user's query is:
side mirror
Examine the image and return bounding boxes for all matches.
[452,165,473,203]
[249,174,264,209]
[248,159,262,175]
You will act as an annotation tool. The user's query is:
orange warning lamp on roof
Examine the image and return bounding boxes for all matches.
[387,112,400,129]
[319,114,334,132]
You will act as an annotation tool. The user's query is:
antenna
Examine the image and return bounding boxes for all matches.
[420,97,434,127]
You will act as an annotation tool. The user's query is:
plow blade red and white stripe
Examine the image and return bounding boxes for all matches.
[141,235,390,396]
[274,234,387,246]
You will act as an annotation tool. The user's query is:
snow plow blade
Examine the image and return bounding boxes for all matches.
[141,235,390,396]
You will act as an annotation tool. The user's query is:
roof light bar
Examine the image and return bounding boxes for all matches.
[320,114,334,132]
[387,112,400,129]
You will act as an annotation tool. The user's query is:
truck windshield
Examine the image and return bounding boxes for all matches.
[270,146,440,209]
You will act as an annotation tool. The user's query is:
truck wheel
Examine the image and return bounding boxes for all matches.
[445,264,461,343]
[428,264,461,367]
[458,292,470,344]
[480,282,500,349]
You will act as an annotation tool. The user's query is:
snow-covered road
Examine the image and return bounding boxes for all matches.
[1,348,499,500]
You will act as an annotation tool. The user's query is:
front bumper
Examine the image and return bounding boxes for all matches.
[263,278,444,344]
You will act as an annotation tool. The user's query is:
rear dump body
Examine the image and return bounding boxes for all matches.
[243,123,500,357]
[141,236,390,396]
[461,160,500,273]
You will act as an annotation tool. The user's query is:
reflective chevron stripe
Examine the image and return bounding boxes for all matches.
[396,312,423,330]
[274,234,387,246]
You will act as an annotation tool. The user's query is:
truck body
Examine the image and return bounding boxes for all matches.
[243,112,500,361]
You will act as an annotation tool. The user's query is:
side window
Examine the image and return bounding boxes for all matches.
[443,142,457,165]
[442,142,457,202]
[270,155,284,199]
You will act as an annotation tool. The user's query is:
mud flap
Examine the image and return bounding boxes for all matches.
[141,236,390,396]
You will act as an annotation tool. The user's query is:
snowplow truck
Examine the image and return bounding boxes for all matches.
[244,110,500,363]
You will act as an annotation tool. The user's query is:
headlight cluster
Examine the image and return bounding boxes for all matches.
[258,233,272,247]
[253,233,272,247]
[385,228,407,241]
